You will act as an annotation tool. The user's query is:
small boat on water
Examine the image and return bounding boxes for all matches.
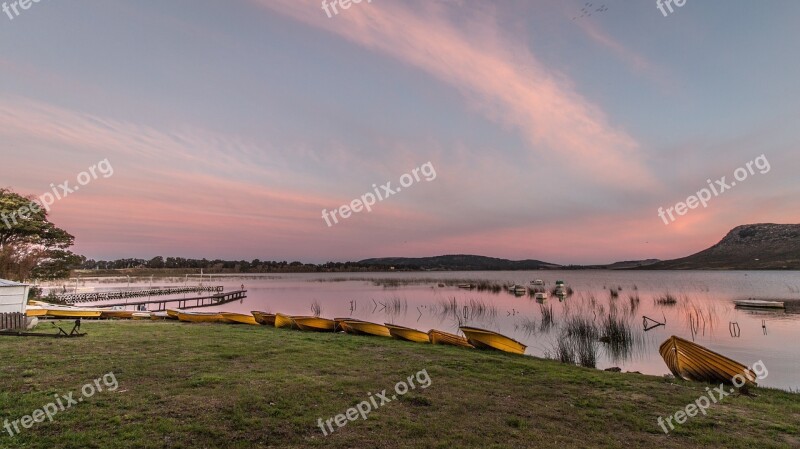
[459,326,527,355]
[221,312,259,325]
[177,311,224,323]
[531,279,545,286]
[385,323,430,343]
[342,320,391,337]
[659,336,757,387]
[733,300,785,309]
[457,284,475,289]
[252,311,276,326]
[428,329,474,348]
[534,292,547,301]
[274,313,297,329]
[293,316,336,332]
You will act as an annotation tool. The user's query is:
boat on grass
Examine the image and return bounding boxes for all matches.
[733,300,785,309]
[252,311,276,326]
[659,336,757,387]
[459,326,527,354]
[166,309,182,320]
[131,312,151,320]
[101,310,136,319]
[385,323,430,343]
[221,312,259,325]
[428,329,474,348]
[25,306,48,317]
[334,317,362,333]
[45,306,103,318]
[293,316,336,332]
[342,320,391,337]
[177,311,224,323]
[274,313,297,329]
[150,311,170,320]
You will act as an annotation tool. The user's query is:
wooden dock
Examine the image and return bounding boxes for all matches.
[55,286,225,304]
[97,290,248,311]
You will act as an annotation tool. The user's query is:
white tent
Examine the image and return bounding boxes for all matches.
[0,279,30,314]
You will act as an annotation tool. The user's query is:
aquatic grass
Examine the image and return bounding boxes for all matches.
[654,292,678,306]
[310,300,322,317]
[539,304,555,330]
[609,288,619,299]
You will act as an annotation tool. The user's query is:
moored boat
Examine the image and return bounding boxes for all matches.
[385,323,430,343]
[534,292,547,301]
[531,279,545,286]
[45,306,103,318]
[177,311,224,323]
[733,300,785,309]
[459,326,527,354]
[252,311,276,326]
[293,316,336,332]
[221,312,259,325]
[659,336,757,387]
[428,329,474,348]
[101,310,136,319]
[342,320,391,337]
[274,313,297,329]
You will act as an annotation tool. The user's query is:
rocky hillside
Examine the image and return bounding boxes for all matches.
[643,224,800,270]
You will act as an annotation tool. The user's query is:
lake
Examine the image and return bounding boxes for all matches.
[47,270,800,391]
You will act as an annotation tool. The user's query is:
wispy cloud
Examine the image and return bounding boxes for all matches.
[254,0,656,190]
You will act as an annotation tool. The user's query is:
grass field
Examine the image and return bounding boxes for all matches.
[1,321,798,448]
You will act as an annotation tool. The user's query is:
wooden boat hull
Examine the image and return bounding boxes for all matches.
[25,307,48,317]
[428,329,474,348]
[131,312,151,320]
[177,312,224,323]
[101,310,136,319]
[274,313,297,329]
[343,320,391,337]
[293,316,336,332]
[166,309,181,320]
[460,326,526,354]
[334,317,361,333]
[46,309,103,318]
[221,312,259,325]
[385,323,430,343]
[734,300,785,309]
[659,336,757,387]
[252,311,276,326]
[150,311,170,320]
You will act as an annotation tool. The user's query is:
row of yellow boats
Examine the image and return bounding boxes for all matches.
[166,310,528,355]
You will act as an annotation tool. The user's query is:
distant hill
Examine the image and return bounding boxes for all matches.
[358,254,561,271]
[642,224,800,270]
[604,259,661,270]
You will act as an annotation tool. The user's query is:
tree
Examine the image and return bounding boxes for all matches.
[0,188,83,281]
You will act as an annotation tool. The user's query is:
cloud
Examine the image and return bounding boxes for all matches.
[253,0,656,190]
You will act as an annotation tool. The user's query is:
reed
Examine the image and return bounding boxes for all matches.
[540,304,555,330]
[655,292,678,305]
[310,300,322,317]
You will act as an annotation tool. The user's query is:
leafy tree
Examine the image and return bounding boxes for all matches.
[0,188,83,281]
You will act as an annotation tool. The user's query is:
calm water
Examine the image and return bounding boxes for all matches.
[47,271,800,390]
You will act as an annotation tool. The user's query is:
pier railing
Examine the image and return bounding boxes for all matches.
[98,290,248,311]
[54,286,225,304]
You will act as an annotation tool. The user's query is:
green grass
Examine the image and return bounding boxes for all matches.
[1,321,798,448]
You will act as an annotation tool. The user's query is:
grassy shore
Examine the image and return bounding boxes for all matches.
[1,321,798,448]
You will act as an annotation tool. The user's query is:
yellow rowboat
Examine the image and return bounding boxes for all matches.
[131,312,151,320]
[166,309,182,320]
[274,313,298,329]
[45,307,103,318]
[293,316,336,332]
[251,311,276,326]
[177,311,225,323]
[460,326,527,354]
[428,329,474,348]
[660,336,757,387]
[385,323,430,343]
[25,306,48,317]
[101,310,136,319]
[220,312,259,325]
[333,317,361,333]
[150,311,170,320]
[343,320,391,337]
